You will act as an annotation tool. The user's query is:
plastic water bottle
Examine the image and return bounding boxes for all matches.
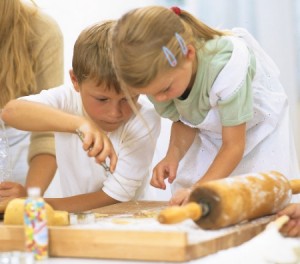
[24,187,49,260]
[0,114,11,182]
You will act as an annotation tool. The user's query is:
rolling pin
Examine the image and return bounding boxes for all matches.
[158,171,300,230]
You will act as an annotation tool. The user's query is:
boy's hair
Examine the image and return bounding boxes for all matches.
[111,6,226,89]
[0,0,38,108]
[72,20,121,93]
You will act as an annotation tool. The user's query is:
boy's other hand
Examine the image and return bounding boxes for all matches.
[0,181,27,200]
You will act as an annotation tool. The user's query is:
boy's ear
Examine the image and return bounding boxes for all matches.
[69,69,80,92]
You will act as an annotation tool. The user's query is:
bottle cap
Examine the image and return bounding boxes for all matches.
[27,187,41,198]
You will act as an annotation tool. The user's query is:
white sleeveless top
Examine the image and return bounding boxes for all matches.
[174,28,300,201]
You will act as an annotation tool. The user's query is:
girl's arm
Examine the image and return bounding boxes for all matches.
[45,190,119,213]
[151,121,197,189]
[169,123,246,205]
[167,121,198,162]
[196,123,246,184]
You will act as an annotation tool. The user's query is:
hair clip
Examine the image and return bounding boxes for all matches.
[175,33,188,55]
[162,46,177,67]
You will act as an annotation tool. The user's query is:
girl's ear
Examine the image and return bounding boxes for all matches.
[69,69,80,92]
[186,44,196,61]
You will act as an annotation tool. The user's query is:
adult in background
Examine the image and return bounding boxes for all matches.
[0,0,63,204]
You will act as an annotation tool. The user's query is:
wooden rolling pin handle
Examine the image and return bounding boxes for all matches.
[158,202,205,224]
[289,179,300,194]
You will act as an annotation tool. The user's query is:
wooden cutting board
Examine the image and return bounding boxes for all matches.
[0,201,275,262]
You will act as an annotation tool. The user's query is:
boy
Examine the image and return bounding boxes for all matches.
[2,20,161,212]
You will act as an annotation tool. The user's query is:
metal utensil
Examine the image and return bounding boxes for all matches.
[75,129,110,171]
[75,128,138,205]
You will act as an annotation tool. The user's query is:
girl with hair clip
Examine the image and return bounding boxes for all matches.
[111,5,300,206]
[0,0,63,204]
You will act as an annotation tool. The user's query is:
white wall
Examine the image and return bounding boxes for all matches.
[254,0,299,156]
[35,0,158,82]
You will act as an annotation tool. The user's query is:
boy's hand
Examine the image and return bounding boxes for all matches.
[0,181,27,200]
[150,157,179,190]
[277,203,300,237]
[77,123,118,172]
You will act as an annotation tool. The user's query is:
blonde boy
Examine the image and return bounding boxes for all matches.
[2,20,161,212]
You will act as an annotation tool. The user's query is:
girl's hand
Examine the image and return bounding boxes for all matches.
[0,181,27,201]
[169,188,192,206]
[77,122,117,172]
[150,157,179,190]
[277,203,300,237]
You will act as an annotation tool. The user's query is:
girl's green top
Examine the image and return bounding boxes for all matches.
[148,36,256,127]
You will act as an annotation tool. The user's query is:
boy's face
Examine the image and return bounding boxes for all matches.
[70,71,136,132]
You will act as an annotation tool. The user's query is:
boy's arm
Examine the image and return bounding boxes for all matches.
[26,154,57,195]
[25,131,57,195]
[195,123,246,185]
[45,191,119,213]
[0,154,57,201]
[2,99,117,170]
[2,99,83,132]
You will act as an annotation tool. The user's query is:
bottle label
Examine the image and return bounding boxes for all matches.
[24,198,48,260]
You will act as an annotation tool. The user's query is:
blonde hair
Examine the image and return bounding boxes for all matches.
[112,6,226,89]
[0,0,39,108]
[72,20,121,93]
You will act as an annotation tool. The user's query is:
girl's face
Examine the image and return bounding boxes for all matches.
[133,45,196,102]
[70,71,136,132]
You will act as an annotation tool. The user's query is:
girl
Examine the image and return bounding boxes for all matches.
[111,6,300,205]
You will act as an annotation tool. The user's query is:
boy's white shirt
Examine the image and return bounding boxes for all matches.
[20,85,161,201]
